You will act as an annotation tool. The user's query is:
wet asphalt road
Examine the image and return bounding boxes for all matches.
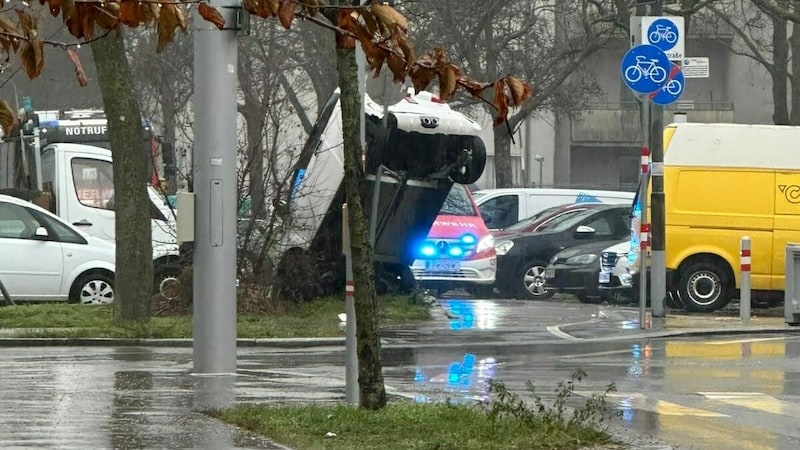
[2,298,800,449]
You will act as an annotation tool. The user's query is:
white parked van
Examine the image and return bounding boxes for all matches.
[473,188,635,231]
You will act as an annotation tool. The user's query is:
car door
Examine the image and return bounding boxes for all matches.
[0,202,64,300]
[64,154,116,242]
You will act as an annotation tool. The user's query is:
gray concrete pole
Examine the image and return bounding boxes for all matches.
[649,0,666,318]
[192,2,239,376]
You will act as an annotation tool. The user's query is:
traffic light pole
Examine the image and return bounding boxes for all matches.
[649,0,666,317]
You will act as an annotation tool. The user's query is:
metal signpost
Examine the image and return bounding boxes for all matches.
[622,8,689,323]
[192,0,239,384]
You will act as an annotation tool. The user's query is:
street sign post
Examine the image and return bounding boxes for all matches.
[649,63,685,106]
[621,44,671,94]
[642,16,684,61]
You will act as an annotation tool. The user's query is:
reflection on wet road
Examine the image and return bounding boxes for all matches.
[3,298,800,449]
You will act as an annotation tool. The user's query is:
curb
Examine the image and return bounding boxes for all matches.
[0,336,348,348]
[553,325,800,342]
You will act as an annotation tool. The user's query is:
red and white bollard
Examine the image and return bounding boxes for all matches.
[740,236,751,324]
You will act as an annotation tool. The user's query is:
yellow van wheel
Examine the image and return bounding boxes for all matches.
[677,260,733,313]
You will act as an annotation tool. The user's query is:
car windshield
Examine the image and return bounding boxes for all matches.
[539,208,600,233]
[439,184,476,216]
[504,205,565,232]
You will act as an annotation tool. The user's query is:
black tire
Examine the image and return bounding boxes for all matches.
[154,263,184,298]
[69,271,115,305]
[449,141,487,185]
[514,261,554,300]
[677,260,732,313]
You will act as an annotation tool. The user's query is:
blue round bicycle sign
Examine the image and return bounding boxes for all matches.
[650,63,685,106]
[647,18,679,52]
[620,44,671,94]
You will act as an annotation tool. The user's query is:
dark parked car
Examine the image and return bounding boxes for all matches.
[492,202,610,240]
[545,239,627,303]
[492,205,632,300]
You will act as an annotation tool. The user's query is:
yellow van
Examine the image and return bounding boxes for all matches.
[663,123,800,312]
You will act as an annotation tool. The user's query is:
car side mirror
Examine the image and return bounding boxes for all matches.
[34,226,49,240]
[575,225,596,238]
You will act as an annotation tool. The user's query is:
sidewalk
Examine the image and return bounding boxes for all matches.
[555,305,797,341]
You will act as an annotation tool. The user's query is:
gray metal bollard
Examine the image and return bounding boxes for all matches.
[740,236,751,324]
[785,244,800,326]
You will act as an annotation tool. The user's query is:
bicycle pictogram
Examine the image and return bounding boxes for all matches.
[664,79,682,95]
[648,24,678,45]
[624,56,668,84]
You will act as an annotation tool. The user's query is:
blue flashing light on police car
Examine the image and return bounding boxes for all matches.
[460,234,476,245]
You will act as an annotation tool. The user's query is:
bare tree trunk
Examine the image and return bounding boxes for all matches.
[493,123,513,188]
[773,14,791,125]
[92,28,154,323]
[161,87,179,195]
[790,18,800,125]
[245,106,266,219]
[334,17,387,409]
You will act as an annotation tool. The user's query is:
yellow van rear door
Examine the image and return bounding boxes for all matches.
[772,173,800,289]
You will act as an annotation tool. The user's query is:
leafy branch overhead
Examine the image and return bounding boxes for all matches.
[0,0,532,135]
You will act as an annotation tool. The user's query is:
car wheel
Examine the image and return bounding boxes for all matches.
[154,263,184,299]
[515,261,554,300]
[678,260,732,313]
[70,272,115,305]
[449,142,487,185]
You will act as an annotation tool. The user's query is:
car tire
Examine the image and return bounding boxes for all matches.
[677,260,732,313]
[514,261,554,300]
[70,272,115,305]
[449,141,487,185]
[154,263,184,299]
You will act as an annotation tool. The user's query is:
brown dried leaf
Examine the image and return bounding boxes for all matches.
[492,81,509,126]
[0,15,18,35]
[386,53,406,83]
[393,29,414,70]
[0,100,15,137]
[81,6,95,39]
[409,66,436,94]
[46,0,63,17]
[241,0,259,16]
[361,10,379,36]
[363,41,387,74]
[94,4,119,30]
[66,47,88,87]
[505,76,532,106]
[266,0,280,16]
[157,4,182,52]
[20,39,45,79]
[459,77,492,98]
[16,11,36,36]
[61,0,76,22]
[438,65,458,102]
[303,0,319,16]
[118,0,141,27]
[370,2,408,33]
[278,0,295,29]
[198,3,225,29]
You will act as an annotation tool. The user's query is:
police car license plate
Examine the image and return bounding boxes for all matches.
[598,272,610,284]
[425,261,460,272]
